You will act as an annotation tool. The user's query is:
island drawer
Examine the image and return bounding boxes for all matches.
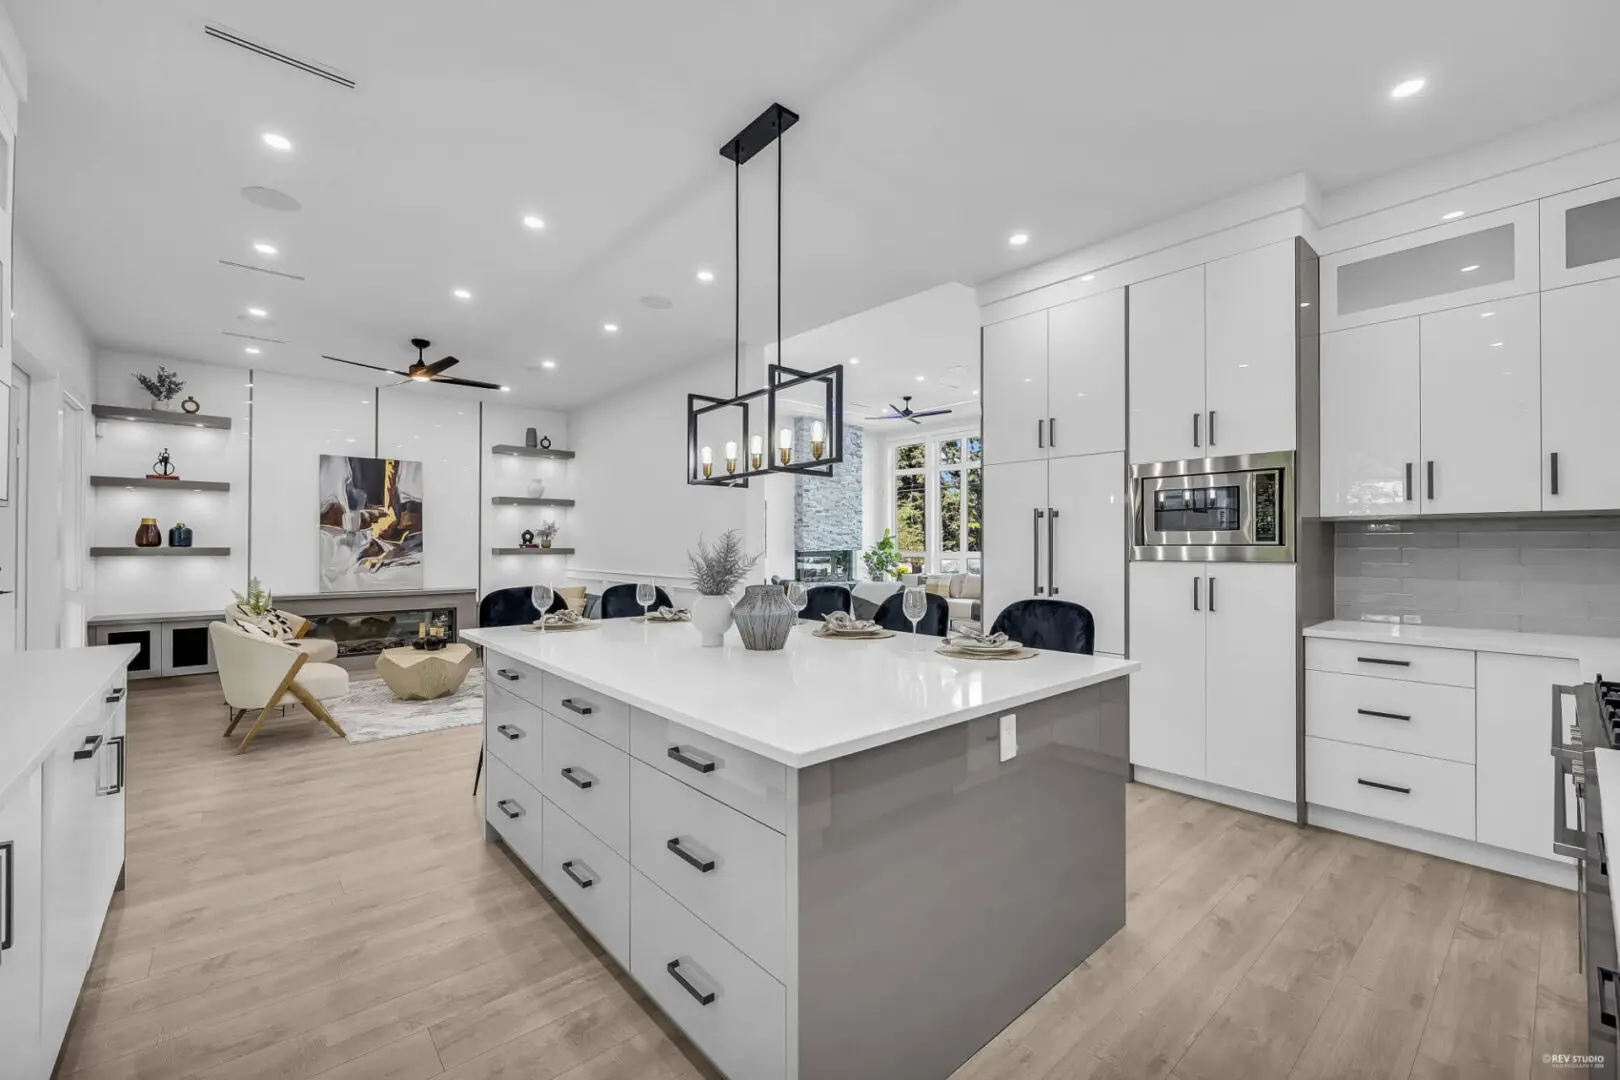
[485,682,542,785]
[630,708,787,833]
[1306,737,1475,840]
[630,868,786,1080]
[1306,671,1475,763]
[543,674,630,749]
[630,758,785,980]
[540,796,629,966]
[1306,638,1474,688]
[484,755,544,873]
[540,712,629,858]
[486,652,546,710]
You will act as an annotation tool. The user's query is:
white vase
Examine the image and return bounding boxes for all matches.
[151,398,173,412]
[691,594,733,648]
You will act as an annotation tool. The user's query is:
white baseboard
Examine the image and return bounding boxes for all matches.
[1132,767,1298,823]
[1307,805,1576,890]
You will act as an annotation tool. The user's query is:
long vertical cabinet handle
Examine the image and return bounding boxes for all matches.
[1208,576,1216,613]
[1048,416,1057,448]
[1047,509,1059,596]
[1192,412,1201,449]
[1037,419,1045,449]
[1551,452,1560,496]
[0,838,12,965]
[1032,509,1045,595]
[1192,575,1201,612]
[1426,461,1436,501]
[1207,410,1217,446]
[1405,462,1414,502]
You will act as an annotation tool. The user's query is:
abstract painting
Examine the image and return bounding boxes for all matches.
[318,455,424,592]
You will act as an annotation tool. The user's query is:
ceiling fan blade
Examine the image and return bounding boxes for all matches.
[863,412,905,421]
[431,374,505,391]
[423,356,460,376]
[907,415,923,425]
[908,408,954,418]
[324,356,412,378]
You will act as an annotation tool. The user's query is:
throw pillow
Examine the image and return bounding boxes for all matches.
[260,609,297,639]
[233,618,272,639]
[555,586,588,614]
[925,580,951,598]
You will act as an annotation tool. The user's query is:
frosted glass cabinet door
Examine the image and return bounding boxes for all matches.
[1418,294,1542,515]
[1541,178,1620,290]
[1542,277,1620,511]
[1319,319,1420,517]
[1128,266,1205,464]
[1046,290,1125,457]
[1205,240,1298,456]
[980,310,1048,466]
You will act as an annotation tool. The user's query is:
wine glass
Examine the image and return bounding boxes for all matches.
[902,585,927,640]
[636,581,657,620]
[786,581,808,625]
[531,584,554,632]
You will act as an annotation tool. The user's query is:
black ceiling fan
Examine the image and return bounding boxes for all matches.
[864,395,955,424]
[322,338,503,390]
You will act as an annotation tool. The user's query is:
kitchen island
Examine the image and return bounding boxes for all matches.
[463,619,1137,1080]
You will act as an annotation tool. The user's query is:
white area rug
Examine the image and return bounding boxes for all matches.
[337,675,483,744]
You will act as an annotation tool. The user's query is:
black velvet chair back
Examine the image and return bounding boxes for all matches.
[990,599,1096,655]
[803,585,853,621]
[600,583,675,619]
[478,585,564,627]
[873,590,951,636]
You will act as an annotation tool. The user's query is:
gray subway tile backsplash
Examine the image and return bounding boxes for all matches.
[1332,516,1620,636]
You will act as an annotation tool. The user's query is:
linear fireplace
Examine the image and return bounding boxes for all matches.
[796,549,855,584]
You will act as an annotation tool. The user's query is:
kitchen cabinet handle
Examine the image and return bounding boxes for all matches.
[561,860,596,890]
[1426,461,1435,500]
[1404,462,1414,502]
[667,837,716,873]
[0,840,14,962]
[1208,576,1217,613]
[1600,967,1619,1030]
[99,736,126,796]
[1208,410,1217,446]
[561,697,594,716]
[560,766,594,790]
[1047,508,1059,597]
[495,669,520,682]
[1049,416,1057,447]
[1551,452,1561,496]
[1033,509,1045,595]
[1356,708,1410,722]
[1192,576,1201,612]
[495,724,524,741]
[73,734,104,761]
[105,687,126,703]
[1037,418,1045,449]
[667,745,716,774]
[1356,778,1411,795]
[666,959,716,1006]
[495,798,524,820]
[1192,412,1201,448]
[1356,656,1410,668]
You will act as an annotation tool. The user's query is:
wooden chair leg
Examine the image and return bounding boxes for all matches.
[223,708,247,737]
[235,701,282,754]
[237,654,307,755]
[290,682,346,738]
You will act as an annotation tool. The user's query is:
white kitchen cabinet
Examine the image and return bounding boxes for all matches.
[1046,291,1125,458]
[1204,564,1297,802]
[1319,319,1421,517]
[1205,241,1298,458]
[1541,178,1620,290]
[1128,561,1207,781]
[982,460,1047,633]
[1128,266,1205,463]
[0,767,43,1079]
[980,310,1047,466]
[1476,651,1579,861]
[1542,277,1620,511]
[1418,294,1541,515]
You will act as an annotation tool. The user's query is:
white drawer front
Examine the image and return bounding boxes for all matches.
[484,755,544,872]
[544,674,630,749]
[485,682,542,788]
[1305,671,1476,763]
[631,869,786,1080]
[540,796,629,966]
[630,759,785,979]
[630,707,788,833]
[1305,637,1474,688]
[540,712,629,858]
[1306,737,1475,840]
[486,651,546,710]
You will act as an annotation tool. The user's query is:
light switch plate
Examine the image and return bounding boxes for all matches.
[999,714,1017,762]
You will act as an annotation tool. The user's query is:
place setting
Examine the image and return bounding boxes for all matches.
[936,623,1037,661]
[812,610,896,640]
[521,584,601,632]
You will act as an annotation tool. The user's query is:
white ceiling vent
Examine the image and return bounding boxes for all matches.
[203,24,356,90]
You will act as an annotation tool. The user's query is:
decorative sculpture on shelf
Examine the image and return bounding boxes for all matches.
[147,448,178,481]
[181,396,201,415]
[168,522,193,547]
[519,529,537,549]
[524,427,539,448]
[133,365,184,411]
[538,434,553,450]
[134,518,162,547]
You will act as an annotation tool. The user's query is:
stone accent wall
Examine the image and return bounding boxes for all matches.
[793,418,863,554]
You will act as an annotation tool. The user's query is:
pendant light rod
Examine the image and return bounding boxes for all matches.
[734,153,741,397]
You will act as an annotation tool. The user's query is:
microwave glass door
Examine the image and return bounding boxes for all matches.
[1154,485,1242,534]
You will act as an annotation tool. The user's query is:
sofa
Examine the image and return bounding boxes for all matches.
[851,575,981,626]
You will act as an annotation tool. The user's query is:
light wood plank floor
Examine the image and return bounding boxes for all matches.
[56,674,1588,1080]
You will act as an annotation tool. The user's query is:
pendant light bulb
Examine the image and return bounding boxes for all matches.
[725,440,738,474]
[700,444,713,479]
[811,419,825,460]
[750,433,764,470]
[778,427,793,466]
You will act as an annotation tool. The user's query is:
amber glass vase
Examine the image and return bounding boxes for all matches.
[134,518,162,547]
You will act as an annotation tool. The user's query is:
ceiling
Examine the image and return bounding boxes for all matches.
[12,0,1620,408]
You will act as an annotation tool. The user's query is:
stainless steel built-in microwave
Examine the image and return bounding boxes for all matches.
[1130,451,1295,563]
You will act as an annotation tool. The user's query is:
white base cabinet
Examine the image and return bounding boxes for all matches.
[1475,652,1580,862]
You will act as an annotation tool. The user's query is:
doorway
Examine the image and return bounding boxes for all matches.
[0,367,29,651]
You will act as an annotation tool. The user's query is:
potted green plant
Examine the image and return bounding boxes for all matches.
[133,365,185,411]
[686,530,760,647]
[232,576,274,617]
[862,529,907,581]
[537,520,560,549]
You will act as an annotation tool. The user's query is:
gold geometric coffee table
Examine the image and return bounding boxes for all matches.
[376,642,475,700]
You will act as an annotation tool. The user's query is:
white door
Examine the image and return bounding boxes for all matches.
[1046,453,1125,655]
[981,310,1048,466]
[1542,278,1620,511]
[0,767,43,1077]
[1205,241,1297,456]
[1418,294,1541,515]
[981,459,1048,632]
[1319,319,1420,517]
[1204,563,1297,803]
[1046,290,1125,458]
[0,368,24,651]
[1476,652,1580,861]
[1128,266,1205,464]
[1128,561,1206,781]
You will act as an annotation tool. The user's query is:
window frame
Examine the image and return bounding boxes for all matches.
[884,424,981,576]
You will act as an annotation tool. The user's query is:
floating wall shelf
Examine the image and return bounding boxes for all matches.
[490,547,576,556]
[91,476,232,492]
[490,496,576,507]
[90,547,232,557]
[490,444,576,460]
[92,405,233,430]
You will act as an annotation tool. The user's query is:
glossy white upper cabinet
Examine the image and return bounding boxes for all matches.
[1128,266,1205,463]
[981,459,1046,630]
[981,310,1047,466]
[1046,452,1125,656]
[1205,241,1298,458]
[1542,178,1620,290]
[1320,319,1420,517]
[1543,277,1620,511]
[1321,204,1539,333]
[1046,291,1125,458]
[1204,563,1297,803]
[1128,561,1206,781]
[1418,295,1541,515]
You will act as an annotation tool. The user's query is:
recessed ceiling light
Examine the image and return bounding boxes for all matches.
[261,132,292,152]
[453,288,472,300]
[1008,232,1030,247]
[1080,273,1096,282]
[603,323,619,333]
[1442,210,1465,221]
[849,357,860,365]
[1390,77,1426,100]
[246,306,267,318]
[540,359,557,369]
[522,214,545,230]
[915,375,926,382]
[244,346,261,355]
[1489,341,1504,348]
[1459,264,1480,273]
[696,269,715,283]
[1481,311,1496,318]
[253,241,278,256]
[971,389,979,395]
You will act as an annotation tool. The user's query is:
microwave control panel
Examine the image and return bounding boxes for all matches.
[1253,471,1280,544]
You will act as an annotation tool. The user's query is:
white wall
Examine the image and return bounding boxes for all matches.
[482,401,569,596]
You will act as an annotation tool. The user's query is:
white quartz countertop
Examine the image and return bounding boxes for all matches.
[0,645,138,803]
[463,621,1138,768]
[1304,620,1620,681]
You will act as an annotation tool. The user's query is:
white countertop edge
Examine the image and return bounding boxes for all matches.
[0,645,138,804]
[1303,619,1620,676]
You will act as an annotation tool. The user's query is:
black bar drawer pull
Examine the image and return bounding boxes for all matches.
[1037,418,1045,449]
[105,687,126,703]
[561,860,596,889]
[1426,460,1435,500]
[495,724,524,741]
[667,959,716,1006]
[1192,412,1201,448]
[668,745,716,774]
[495,799,524,820]
[1207,410,1217,446]
[1601,966,1619,1029]
[495,669,520,681]
[561,698,594,716]
[1357,778,1411,795]
[1551,452,1561,496]
[0,840,12,963]
[667,837,716,873]
[1356,656,1411,668]
[1356,708,1411,722]
[561,767,595,790]
[1049,416,1057,447]
[1404,462,1414,502]
[73,734,104,761]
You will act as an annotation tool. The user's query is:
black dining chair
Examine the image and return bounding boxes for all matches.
[873,590,951,636]
[599,583,675,619]
[802,584,853,621]
[990,598,1096,655]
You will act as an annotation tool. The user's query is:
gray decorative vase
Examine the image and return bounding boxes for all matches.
[732,584,794,651]
[524,427,539,448]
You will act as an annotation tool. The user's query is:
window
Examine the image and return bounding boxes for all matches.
[886,430,981,576]
[894,441,927,573]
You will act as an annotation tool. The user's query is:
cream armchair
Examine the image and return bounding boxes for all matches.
[225,603,339,663]
[209,621,349,753]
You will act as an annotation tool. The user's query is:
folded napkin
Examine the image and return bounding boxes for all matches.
[822,611,879,633]
[651,606,691,622]
[948,624,1009,648]
[540,609,584,627]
